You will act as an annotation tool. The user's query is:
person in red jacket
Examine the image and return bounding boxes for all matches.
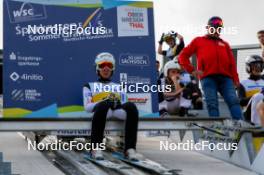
[179,16,242,120]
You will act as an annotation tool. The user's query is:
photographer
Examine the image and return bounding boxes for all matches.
[158,31,185,61]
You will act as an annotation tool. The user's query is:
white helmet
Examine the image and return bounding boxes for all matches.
[95,52,116,72]
[245,55,264,73]
[163,60,181,77]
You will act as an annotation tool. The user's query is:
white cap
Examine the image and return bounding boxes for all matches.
[95,52,115,71]
[164,60,181,77]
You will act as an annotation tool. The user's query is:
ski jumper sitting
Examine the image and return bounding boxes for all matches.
[238,55,264,124]
[159,60,192,116]
[83,52,142,161]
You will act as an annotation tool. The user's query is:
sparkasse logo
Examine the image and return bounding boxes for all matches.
[5,0,47,23]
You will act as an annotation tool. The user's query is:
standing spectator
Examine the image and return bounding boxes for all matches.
[257,30,264,58]
[179,16,242,120]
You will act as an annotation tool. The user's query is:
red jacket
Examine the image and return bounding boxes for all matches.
[178,35,239,84]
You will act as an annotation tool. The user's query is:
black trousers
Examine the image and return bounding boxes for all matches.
[91,101,139,152]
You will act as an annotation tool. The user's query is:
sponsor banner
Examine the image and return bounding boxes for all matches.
[117,5,149,37]
[3,0,158,119]
[127,93,152,114]
[119,53,150,67]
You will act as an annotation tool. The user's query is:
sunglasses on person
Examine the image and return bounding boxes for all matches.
[98,62,114,69]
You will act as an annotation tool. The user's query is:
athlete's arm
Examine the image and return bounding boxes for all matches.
[238,84,251,106]
[83,86,98,112]
[163,79,184,98]
[163,88,184,98]
[158,45,167,56]
[175,36,185,56]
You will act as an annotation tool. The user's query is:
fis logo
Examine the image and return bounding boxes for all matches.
[5,0,47,23]
[9,52,16,60]
[120,73,128,83]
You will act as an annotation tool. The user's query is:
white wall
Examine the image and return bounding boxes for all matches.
[0,0,264,50]
[153,0,264,46]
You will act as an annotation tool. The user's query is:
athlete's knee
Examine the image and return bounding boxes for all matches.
[182,88,192,100]
[94,101,111,111]
[93,101,111,119]
[122,102,139,116]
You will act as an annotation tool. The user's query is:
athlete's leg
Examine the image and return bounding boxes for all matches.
[91,100,111,146]
[120,102,139,152]
[166,98,180,114]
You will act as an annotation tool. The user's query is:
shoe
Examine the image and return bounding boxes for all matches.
[233,120,255,128]
[194,100,203,110]
[126,149,144,161]
[179,107,189,117]
[90,150,104,160]
[187,112,198,117]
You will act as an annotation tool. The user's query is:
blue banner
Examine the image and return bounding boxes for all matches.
[3,0,158,118]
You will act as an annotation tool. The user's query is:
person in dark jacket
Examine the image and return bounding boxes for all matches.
[179,16,242,120]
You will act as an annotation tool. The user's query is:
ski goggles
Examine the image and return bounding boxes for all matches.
[209,19,224,28]
[98,62,114,70]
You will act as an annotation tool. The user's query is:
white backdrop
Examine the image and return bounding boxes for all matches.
[153,0,264,46]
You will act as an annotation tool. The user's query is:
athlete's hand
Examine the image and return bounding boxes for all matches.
[159,33,165,45]
[171,75,180,84]
[191,70,203,78]
[106,93,121,110]
[177,33,183,40]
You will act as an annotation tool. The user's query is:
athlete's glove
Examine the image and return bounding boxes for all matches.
[159,33,165,45]
[105,93,121,110]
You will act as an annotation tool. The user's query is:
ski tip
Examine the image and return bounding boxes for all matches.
[83,152,105,161]
[112,151,140,162]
